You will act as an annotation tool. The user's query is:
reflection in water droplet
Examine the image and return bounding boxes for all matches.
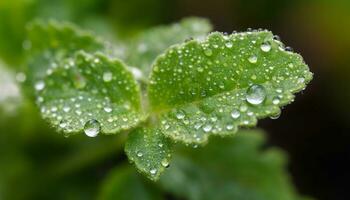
[84,119,100,137]
[246,85,266,105]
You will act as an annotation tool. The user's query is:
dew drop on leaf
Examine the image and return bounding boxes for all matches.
[137,151,143,157]
[260,42,271,52]
[225,42,233,48]
[248,55,258,63]
[246,84,266,105]
[161,159,170,168]
[84,119,100,137]
[203,124,212,132]
[231,109,241,119]
[104,107,112,113]
[59,120,68,128]
[176,111,185,119]
[103,72,113,82]
[35,81,45,91]
[272,97,280,105]
[150,169,157,175]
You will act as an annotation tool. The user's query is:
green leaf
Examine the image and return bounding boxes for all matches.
[125,17,213,77]
[160,129,306,200]
[148,31,312,144]
[25,20,105,88]
[125,127,173,181]
[98,165,162,200]
[36,52,145,136]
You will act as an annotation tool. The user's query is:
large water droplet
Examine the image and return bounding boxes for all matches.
[260,42,271,52]
[246,85,266,105]
[84,119,100,137]
[103,72,113,82]
[35,81,45,91]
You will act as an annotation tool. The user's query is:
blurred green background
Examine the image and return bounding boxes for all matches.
[1,0,349,199]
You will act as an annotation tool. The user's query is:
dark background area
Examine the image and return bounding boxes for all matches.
[1,0,350,199]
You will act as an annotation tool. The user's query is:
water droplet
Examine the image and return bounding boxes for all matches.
[161,159,170,168]
[297,77,305,84]
[272,97,280,105]
[260,42,271,52]
[246,85,266,105]
[103,72,113,82]
[248,55,258,63]
[150,169,157,175]
[176,111,185,119]
[203,124,212,132]
[137,151,143,157]
[204,49,213,56]
[104,107,112,113]
[231,109,240,119]
[270,111,281,119]
[226,124,234,130]
[84,119,100,137]
[225,42,233,48]
[35,81,45,91]
[59,120,68,128]
[63,106,70,112]
[240,104,248,112]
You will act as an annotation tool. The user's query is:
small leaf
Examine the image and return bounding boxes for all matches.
[148,31,312,144]
[25,20,105,89]
[98,165,162,200]
[125,17,213,77]
[160,129,307,200]
[125,127,173,181]
[36,52,145,136]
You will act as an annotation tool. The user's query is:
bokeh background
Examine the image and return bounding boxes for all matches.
[1,0,350,199]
